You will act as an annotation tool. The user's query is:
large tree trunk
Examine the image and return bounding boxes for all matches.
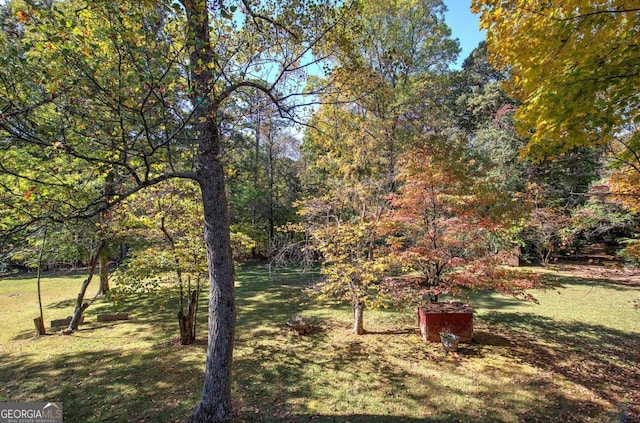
[188,152,236,422]
[352,302,365,335]
[184,1,236,421]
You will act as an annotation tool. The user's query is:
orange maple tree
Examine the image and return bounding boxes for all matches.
[380,140,542,306]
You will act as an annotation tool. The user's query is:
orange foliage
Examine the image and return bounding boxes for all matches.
[380,143,541,305]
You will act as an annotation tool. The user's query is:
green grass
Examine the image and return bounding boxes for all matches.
[0,263,638,422]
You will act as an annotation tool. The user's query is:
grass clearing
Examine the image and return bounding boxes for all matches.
[1,263,638,422]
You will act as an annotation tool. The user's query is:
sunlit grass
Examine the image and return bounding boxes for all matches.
[0,263,638,422]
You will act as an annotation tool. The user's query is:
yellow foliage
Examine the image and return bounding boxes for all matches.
[473,0,640,162]
[609,165,640,213]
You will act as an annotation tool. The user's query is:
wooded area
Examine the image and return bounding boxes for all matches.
[0,1,638,422]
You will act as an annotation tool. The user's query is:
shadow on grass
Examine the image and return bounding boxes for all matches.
[530,262,640,290]
[232,327,455,422]
[234,264,321,328]
[46,298,77,309]
[478,312,640,421]
[1,277,212,421]
[462,291,537,312]
[459,264,638,313]
[11,283,211,344]
[234,414,473,422]
[0,344,205,422]
[0,269,88,282]
[235,265,639,421]
[230,266,633,422]
[3,264,638,422]
[362,328,415,335]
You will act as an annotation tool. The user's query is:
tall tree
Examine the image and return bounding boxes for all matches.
[225,95,302,257]
[311,0,458,189]
[450,42,526,193]
[0,0,353,420]
[451,41,607,263]
[299,0,458,333]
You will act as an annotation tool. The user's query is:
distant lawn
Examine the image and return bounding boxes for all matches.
[0,263,638,422]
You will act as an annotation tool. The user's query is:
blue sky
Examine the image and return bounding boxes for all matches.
[443,1,486,68]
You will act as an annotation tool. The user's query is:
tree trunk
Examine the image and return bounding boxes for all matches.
[184,2,236,421]
[35,226,47,336]
[352,302,365,335]
[188,154,236,422]
[64,243,103,334]
[178,289,198,345]
[98,249,110,296]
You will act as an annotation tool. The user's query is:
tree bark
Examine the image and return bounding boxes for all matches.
[184,1,236,421]
[352,302,365,335]
[178,289,198,345]
[188,148,236,422]
[33,317,46,336]
[98,249,110,296]
[64,242,104,334]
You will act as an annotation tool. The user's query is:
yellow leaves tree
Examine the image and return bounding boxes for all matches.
[607,130,640,214]
[472,1,640,161]
[609,166,640,214]
[312,220,388,335]
[298,181,390,335]
[473,1,640,262]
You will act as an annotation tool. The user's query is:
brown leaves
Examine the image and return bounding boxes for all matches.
[16,10,31,23]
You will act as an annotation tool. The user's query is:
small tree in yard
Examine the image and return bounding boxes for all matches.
[380,140,541,306]
[109,181,208,345]
[524,206,570,266]
[110,180,259,344]
[519,183,574,266]
[314,221,388,335]
[299,185,389,335]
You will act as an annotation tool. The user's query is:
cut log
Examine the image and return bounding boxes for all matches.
[97,312,129,322]
[51,316,84,328]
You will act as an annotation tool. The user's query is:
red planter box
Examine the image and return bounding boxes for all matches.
[418,302,474,343]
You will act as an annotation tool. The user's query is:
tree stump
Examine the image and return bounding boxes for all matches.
[286,315,311,335]
[34,317,46,336]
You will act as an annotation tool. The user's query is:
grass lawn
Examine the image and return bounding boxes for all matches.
[0,263,638,422]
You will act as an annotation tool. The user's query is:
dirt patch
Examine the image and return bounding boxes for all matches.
[550,263,640,287]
